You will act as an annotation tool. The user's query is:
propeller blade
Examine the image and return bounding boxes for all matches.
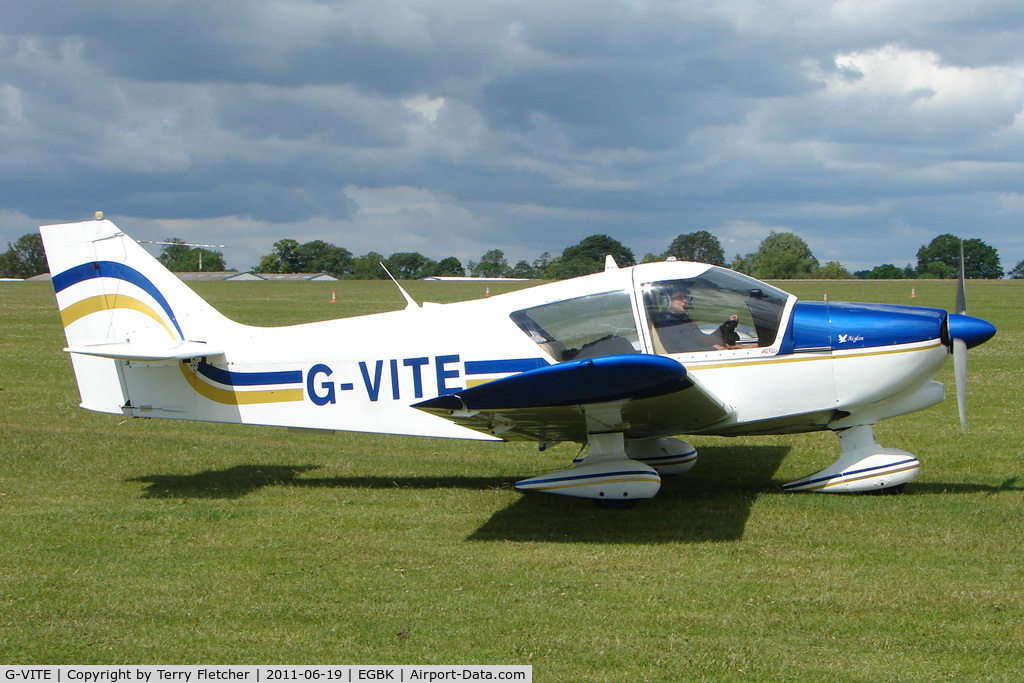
[952,239,968,434]
[947,241,997,435]
[953,337,968,435]
[956,241,967,315]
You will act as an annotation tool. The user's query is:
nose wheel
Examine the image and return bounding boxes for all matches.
[783,425,920,493]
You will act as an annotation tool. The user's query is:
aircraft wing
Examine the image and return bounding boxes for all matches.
[413,354,733,443]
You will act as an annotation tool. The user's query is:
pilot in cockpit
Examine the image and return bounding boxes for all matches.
[649,282,741,353]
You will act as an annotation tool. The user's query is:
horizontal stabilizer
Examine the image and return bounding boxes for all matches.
[66,340,224,361]
[414,354,732,442]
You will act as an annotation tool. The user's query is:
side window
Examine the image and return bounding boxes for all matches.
[644,271,787,354]
[511,291,641,362]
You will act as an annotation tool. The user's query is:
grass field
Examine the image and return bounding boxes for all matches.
[1,277,1022,680]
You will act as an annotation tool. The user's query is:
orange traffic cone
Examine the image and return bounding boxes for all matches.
[823,291,828,302]
[331,290,336,303]
[485,286,490,297]
[911,287,916,298]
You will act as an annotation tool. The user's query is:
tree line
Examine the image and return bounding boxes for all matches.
[2,229,1017,280]
[244,230,1012,280]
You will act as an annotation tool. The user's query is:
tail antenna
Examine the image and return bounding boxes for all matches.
[380,262,420,310]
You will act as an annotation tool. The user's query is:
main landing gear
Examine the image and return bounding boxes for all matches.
[514,434,697,503]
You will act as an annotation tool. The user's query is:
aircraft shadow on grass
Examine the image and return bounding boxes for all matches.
[469,445,791,543]
[907,477,1022,496]
[129,446,785,543]
[127,450,1021,544]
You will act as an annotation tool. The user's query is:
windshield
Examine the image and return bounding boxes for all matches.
[642,269,788,354]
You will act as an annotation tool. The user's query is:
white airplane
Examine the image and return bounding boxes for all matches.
[40,217,997,503]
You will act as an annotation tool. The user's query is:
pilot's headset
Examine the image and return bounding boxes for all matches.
[650,281,695,311]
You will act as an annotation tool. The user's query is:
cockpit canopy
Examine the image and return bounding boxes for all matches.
[643,268,789,354]
[510,289,641,362]
[510,266,791,362]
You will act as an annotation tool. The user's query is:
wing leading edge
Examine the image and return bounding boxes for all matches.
[413,354,732,443]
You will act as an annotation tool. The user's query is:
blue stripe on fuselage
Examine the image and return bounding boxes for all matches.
[197,361,302,387]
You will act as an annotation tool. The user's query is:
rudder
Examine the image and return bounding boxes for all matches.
[41,217,234,413]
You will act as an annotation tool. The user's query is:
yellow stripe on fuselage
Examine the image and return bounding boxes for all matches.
[59,294,176,340]
[179,363,304,405]
[467,342,943,392]
[690,341,944,372]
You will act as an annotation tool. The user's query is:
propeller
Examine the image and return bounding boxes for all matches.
[953,244,968,435]
[945,241,997,435]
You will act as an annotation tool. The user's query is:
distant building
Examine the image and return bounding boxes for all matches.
[249,273,338,282]
[174,272,244,282]
[25,271,338,282]
[175,272,339,282]
[420,276,531,282]
[221,272,264,281]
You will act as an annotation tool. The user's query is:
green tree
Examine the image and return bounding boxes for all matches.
[255,239,352,276]
[546,235,635,279]
[469,249,510,278]
[531,252,553,278]
[917,261,957,279]
[384,252,437,279]
[185,249,225,272]
[351,252,388,279]
[256,253,281,273]
[509,260,536,278]
[255,239,302,273]
[816,261,853,279]
[0,233,47,278]
[158,238,227,272]
[158,238,192,269]
[296,240,353,277]
[1010,259,1024,279]
[857,264,906,279]
[0,249,18,278]
[916,235,1002,279]
[664,231,726,265]
[734,232,819,279]
[434,256,465,277]
[729,252,754,275]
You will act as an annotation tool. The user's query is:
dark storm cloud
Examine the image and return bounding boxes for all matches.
[1,1,1023,272]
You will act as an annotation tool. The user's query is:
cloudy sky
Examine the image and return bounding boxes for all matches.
[3,1,1023,273]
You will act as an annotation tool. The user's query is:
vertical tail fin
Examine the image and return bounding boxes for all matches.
[40,217,234,413]
[42,218,233,350]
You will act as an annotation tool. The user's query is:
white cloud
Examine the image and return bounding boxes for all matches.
[804,45,1024,143]
[403,94,446,122]
[720,220,787,248]
[343,185,491,262]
